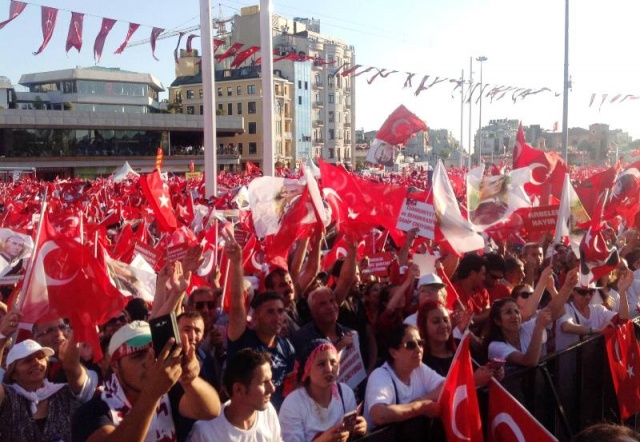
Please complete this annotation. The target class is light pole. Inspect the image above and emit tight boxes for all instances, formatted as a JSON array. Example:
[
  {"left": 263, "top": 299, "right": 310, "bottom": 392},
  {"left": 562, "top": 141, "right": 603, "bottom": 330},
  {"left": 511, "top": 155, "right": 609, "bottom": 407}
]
[
  {"left": 476, "top": 56, "right": 487, "bottom": 167},
  {"left": 561, "top": 0, "right": 569, "bottom": 163}
]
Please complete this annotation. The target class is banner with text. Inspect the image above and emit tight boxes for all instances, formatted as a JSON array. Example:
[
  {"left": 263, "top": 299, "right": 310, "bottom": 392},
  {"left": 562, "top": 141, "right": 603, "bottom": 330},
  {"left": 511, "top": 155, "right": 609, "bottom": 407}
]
[{"left": 396, "top": 198, "right": 436, "bottom": 239}]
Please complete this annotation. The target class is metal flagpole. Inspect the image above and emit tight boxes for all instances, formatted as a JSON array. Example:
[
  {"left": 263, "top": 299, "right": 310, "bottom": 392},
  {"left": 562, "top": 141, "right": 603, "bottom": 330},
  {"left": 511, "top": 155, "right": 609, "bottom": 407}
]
[
  {"left": 260, "top": 0, "right": 275, "bottom": 176},
  {"left": 201, "top": 0, "right": 217, "bottom": 198}
]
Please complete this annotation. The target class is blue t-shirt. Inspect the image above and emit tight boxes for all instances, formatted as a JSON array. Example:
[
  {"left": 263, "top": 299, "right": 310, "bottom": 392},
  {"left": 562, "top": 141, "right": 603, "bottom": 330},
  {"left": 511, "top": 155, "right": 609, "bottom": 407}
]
[{"left": 227, "top": 327, "right": 295, "bottom": 411}]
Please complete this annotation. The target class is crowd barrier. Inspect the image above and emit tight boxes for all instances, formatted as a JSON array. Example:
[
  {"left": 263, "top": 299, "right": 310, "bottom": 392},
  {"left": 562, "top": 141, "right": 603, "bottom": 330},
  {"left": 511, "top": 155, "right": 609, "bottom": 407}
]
[{"left": 360, "top": 321, "right": 640, "bottom": 441}]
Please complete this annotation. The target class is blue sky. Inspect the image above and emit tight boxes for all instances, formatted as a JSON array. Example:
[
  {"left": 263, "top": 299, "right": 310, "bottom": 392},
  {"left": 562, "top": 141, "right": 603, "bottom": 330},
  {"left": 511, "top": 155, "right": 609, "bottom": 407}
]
[{"left": 2, "top": 0, "right": 640, "bottom": 148}]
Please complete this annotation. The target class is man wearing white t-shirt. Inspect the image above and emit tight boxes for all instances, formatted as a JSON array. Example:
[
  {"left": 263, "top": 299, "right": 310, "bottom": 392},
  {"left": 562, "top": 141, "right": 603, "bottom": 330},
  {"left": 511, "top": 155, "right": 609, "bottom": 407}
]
[{"left": 188, "top": 349, "right": 281, "bottom": 442}]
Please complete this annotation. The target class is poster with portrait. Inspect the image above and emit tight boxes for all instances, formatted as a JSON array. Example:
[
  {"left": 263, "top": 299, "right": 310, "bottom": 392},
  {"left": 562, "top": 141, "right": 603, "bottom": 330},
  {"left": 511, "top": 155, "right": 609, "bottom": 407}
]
[
  {"left": 0, "top": 228, "right": 34, "bottom": 284},
  {"left": 366, "top": 139, "right": 398, "bottom": 167}
]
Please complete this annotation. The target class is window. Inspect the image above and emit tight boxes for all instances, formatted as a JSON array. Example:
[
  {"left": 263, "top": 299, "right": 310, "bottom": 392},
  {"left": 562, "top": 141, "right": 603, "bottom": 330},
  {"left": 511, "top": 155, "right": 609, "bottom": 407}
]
[
  {"left": 237, "top": 86, "right": 242, "bottom": 95},
  {"left": 248, "top": 122, "right": 257, "bottom": 134},
  {"left": 217, "top": 103, "right": 224, "bottom": 113},
  {"left": 298, "top": 96, "right": 302, "bottom": 105},
  {"left": 186, "top": 90, "right": 194, "bottom": 100},
  {"left": 329, "top": 148, "right": 335, "bottom": 159},
  {"left": 217, "top": 87, "right": 222, "bottom": 97},
  {"left": 328, "top": 94, "right": 334, "bottom": 104},
  {"left": 237, "top": 102, "right": 243, "bottom": 114},
  {"left": 227, "top": 87, "right": 232, "bottom": 96},
  {"left": 199, "top": 105, "right": 203, "bottom": 115},
  {"left": 276, "top": 121, "right": 282, "bottom": 135},
  {"left": 298, "top": 80, "right": 302, "bottom": 89},
  {"left": 248, "top": 101, "right": 256, "bottom": 114},
  {"left": 199, "top": 89, "right": 203, "bottom": 99},
  {"left": 249, "top": 142, "right": 257, "bottom": 154},
  {"left": 247, "top": 85, "right": 256, "bottom": 95},
  {"left": 337, "top": 112, "right": 341, "bottom": 123},
  {"left": 328, "top": 111, "right": 334, "bottom": 123},
  {"left": 186, "top": 106, "right": 195, "bottom": 114},
  {"left": 227, "top": 103, "right": 233, "bottom": 115},
  {"left": 304, "top": 81, "right": 308, "bottom": 90},
  {"left": 238, "top": 143, "right": 243, "bottom": 154},
  {"left": 329, "top": 129, "right": 335, "bottom": 140}
]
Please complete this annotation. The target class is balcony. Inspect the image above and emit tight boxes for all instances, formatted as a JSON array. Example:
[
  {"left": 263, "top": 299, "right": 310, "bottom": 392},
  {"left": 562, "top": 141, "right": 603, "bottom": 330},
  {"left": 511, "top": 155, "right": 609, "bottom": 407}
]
[
  {"left": 344, "top": 122, "right": 351, "bottom": 127},
  {"left": 345, "top": 102, "right": 352, "bottom": 109},
  {"left": 345, "top": 86, "right": 352, "bottom": 93},
  {"left": 312, "top": 100, "right": 324, "bottom": 108},
  {"left": 313, "top": 120, "right": 324, "bottom": 127},
  {"left": 313, "top": 137, "right": 324, "bottom": 144},
  {"left": 314, "top": 81, "right": 324, "bottom": 88}
]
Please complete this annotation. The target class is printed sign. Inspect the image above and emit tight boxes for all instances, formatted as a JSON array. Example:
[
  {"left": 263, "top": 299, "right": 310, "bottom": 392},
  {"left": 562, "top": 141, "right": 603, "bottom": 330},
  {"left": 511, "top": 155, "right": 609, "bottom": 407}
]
[
  {"left": 338, "top": 333, "right": 367, "bottom": 389},
  {"left": 396, "top": 198, "right": 436, "bottom": 239},
  {"left": 367, "top": 252, "right": 394, "bottom": 277},
  {"left": 519, "top": 205, "right": 559, "bottom": 233}
]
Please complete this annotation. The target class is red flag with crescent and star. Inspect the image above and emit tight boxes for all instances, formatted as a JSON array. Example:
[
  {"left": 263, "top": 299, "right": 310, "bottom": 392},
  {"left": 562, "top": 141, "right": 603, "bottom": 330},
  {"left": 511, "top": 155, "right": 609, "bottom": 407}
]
[
  {"left": 604, "top": 320, "right": 640, "bottom": 420},
  {"left": 93, "top": 17, "right": 116, "bottom": 62},
  {"left": 33, "top": 6, "right": 58, "bottom": 55},
  {"left": 140, "top": 170, "right": 178, "bottom": 233},
  {"left": 488, "top": 378, "right": 557, "bottom": 442},
  {"left": 438, "top": 332, "right": 484, "bottom": 442},
  {"left": 19, "top": 212, "right": 128, "bottom": 362},
  {"left": 65, "top": 12, "right": 84, "bottom": 53},
  {"left": 0, "top": 1, "right": 27, "bottom": 31}
]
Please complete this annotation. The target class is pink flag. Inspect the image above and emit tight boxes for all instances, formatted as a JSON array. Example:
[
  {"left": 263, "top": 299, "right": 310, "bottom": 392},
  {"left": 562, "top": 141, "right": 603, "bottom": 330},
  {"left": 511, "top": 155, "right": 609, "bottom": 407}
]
[
  {"left": 212, "top": 37, "right": 224, "bottom": 52},
  {"left": 114, "top": 22, "right": 140, "bottom": 54},
  {"left": 0, "top": 1, "right": 27, "bottom": 31},
  {"left": 173, "top": 31, "right": 185, "bottom": 64},
  {"left": 216, "top": 42, "right": 244, "bottom": 62},
  {"left": 65, "top": 12, "right": 83, "bottom": 53},
  {"left": 33, "top": 6, "right": 58, "bottom": 55},
  {"left": 150, "top": 27, "right": 164, "bottom": 61},
  {"left": 94, "top": 18, "right": 116, "bottom": 62},
  {"left": 231, "top": 45, "right": 260, "bottom": 68},
  {"left": 187, "top": 34, "right": 201, "bottom": 53}
]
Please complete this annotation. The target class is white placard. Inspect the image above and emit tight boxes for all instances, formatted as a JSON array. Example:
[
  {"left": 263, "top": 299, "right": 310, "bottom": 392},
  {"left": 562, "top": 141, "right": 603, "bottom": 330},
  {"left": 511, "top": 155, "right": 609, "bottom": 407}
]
[{"left": 396, "top": 198, "right": 436, "bottom": 239}]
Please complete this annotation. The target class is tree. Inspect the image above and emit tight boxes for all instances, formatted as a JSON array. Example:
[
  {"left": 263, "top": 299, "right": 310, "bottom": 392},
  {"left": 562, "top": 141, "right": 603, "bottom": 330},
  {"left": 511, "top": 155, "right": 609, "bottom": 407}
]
[
  {"left": 63, "top": 102, "right": 74, "bottom": 110},
  {"left": 33, "top": 96, "right": 44, "bottom": 110}
]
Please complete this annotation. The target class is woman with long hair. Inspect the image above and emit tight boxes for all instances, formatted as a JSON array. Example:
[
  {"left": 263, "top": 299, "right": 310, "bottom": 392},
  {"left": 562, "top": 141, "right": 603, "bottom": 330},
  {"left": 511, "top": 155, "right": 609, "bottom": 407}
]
[
  {"left": 279, "top": 339, "right": 366, "bottom": 442},
  {"left": 417, "top": 301, "right": 502, "bottom": 385}
]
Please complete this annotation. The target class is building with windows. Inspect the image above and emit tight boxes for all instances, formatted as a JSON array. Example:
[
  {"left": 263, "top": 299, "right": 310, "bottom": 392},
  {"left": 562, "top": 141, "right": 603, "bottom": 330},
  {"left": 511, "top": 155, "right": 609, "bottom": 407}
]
[
  {"left": 231, "top": 5, "right": 356, "bottom": 165},
  {"left": 0, "top": 66, "right": 244, "bottom": 179},
  {"left": 168, "top": 57, "right": 293, "bottom": 170}
]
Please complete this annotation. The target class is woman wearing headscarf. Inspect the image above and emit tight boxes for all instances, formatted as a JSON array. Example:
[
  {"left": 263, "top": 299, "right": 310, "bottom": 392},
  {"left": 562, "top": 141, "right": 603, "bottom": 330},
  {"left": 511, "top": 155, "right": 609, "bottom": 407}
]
[{"left": 279, "top": 339, "right": 366, "bottom": 442}]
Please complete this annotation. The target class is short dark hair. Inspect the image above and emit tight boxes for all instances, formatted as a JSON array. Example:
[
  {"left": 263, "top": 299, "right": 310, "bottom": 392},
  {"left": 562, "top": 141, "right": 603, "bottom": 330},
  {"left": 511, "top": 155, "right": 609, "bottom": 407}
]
[
  {"left": 572, "top": 423, "right": 640, "bottom": 442},
  {"left": 250, "top": 291, "right": 284, "bottom": 310},
  {"left": 484, "top": 253, "right": 506, "bottom": 273},
  {"left": 456, "top": 253, "right": 486, "bottom": 279},
  {"left": 504, "top": 257, "right": 523, "bottom": 273},
  {"left": 264, "top": 267, "right": 288, "bottom": 290},
  {"left": 223, "top": 349, "right": 271, "bottom": 397},
  {"left": 384, "top": 324, "right": 418, "bottom": 364},
  {"left": 177, "top": 311, "right": 204, "bottom": 323},
  {"left": 125, "top": 298, "right": 149, "bottom": 321},
  {"left": 624, "top": 248, "right": 640, "bottom": 271},
  {"left": 188, "top": 287, "right": 219, "bottom": 305}
]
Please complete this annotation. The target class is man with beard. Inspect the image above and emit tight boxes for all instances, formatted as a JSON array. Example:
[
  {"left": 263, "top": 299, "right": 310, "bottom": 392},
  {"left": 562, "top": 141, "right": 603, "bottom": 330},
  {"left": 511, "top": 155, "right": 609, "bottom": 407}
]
[
  {"left": 177, "top": 311, "right": 221, "bottom": 391},
  {"left": 187, "top": 349, "right": 281, "bottom": 441}
]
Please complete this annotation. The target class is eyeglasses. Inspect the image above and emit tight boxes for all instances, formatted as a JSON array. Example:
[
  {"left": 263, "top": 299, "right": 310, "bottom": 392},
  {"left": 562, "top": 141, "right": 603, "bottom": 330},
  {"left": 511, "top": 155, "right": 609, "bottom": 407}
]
[
  {"left": 518, "top": 291, "right": 532, "bottom": 299},
  {"left": 400, "top": 339, "right": 425, "bottom": 350},
  {"left": 488, "top": 273, "right": 504, "bottom": 280},
  {"left": 576, "top": 289, "right": 596, "bottom": 296},
  {"left": 195, "top": 301, "right": 216, "bottom": 310},
  {"left": 34, "top": 324, "right": 68, "bottom": 338}
]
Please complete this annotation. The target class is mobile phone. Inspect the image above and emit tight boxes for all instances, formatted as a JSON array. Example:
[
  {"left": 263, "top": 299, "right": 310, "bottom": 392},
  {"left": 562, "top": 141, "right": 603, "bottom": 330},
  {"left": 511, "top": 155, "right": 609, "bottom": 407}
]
[
  {"left": 342, "top": 410, "right": 358, "bottom": 432},
  {"left": 487, "top": 358, "right": 506, "bottom": 369},
  {"left": 149, "top": 312, "right": 182, "bottom": 357}
]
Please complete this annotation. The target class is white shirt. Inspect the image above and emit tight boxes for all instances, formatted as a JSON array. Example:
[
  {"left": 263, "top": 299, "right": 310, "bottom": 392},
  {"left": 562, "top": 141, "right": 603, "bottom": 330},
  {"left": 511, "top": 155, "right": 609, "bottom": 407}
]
[
  {"left": 625, "top": 269, "right": 640, "bottom": 317},
  {"left": 279, "top": 383, "right": 357, "bottom": 442},
  {"left": 187, "top": 402, "right": 282, "bottom": 442},
  {"left": 589, "top": 289, "right": 620, "bottom": 312},
  {"left": 364, "top": 362, "right": 444, "bottom": 429},
  {"left": 555, "top": 302, "right": 618, "bottom": 351},
  {"left": 488, "top": 316, "right": 547, "bottom": 362}
]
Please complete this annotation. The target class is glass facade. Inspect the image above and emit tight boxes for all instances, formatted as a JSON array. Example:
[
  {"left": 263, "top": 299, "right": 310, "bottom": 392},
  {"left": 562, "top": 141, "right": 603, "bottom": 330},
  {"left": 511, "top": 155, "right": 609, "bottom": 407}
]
[
  {"left": 74, "top": 104, "right": 150, "bottom": 113},
  {"left": 0, "top": 128, "right": 162, "bottom": 157},
  {"left": 29, "top": 80, "right": 157, "bottom": 100},
  {"left": 294, "top": 61, "right": 312, "bottom": 161}
]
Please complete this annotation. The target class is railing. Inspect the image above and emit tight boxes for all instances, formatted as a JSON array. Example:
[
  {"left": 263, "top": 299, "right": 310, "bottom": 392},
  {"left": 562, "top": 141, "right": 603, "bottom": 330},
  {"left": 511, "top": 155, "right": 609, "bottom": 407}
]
[{"left": 359, "top": 321, "right": 640, "bottom": 441}]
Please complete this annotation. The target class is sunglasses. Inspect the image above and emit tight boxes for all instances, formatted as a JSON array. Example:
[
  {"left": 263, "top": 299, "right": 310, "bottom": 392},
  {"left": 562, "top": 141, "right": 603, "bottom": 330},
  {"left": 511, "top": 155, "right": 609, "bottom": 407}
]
[
  {"left": 518, "top": 291, "right": 532, "bottom": 299},
  {"left": 576, "top": 289, "right": 595, "bottom": 296},
  {"left": 195, "top": 301, "right": 216, "bottom": 310},
  {"left": 401, "top": 339, "right": 425, "bottom": 350}
]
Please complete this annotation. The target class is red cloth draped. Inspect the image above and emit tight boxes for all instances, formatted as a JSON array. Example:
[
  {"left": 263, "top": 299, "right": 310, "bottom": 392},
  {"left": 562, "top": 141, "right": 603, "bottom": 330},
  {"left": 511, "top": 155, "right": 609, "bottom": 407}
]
[
  {"left": 65, "top": 12, "right": 84, "bottom": 53},
  {"left": 114, "top": 22, "right": 140, "bottom": 54},
  {"left": 94, "top": 18, "right": 116, "bottom": 62}
]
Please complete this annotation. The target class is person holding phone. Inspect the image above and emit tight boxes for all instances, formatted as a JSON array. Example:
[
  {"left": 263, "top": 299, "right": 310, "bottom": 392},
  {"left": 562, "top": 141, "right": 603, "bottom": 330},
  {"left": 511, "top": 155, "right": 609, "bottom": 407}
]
[
  {"left": 279, "top": 339, "right": 366, "bottom": 442},
  {"left": 72, "top": 321, "right": 221, "bottom": 442}
]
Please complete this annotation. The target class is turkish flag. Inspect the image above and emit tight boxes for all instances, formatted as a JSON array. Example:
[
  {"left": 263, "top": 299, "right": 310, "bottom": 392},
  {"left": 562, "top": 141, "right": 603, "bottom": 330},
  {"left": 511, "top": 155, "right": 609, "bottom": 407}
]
[
  {"left": 488, "top": 378, "right": 557, "bottom": 442},
  {"left": 212, "top": 37, "right": 224, "bottom": 52},
  {"left": 94, "top": 17, "right": 117, "bottom": 63},
  {"left": 140, "top": 170, "right": 178, "bottom": 233},
  {"left": 33, "top": 6, "right": 58, "bottom": 55},
  {"left": 0, "top": 1, "right": 27, "bottom": 31},
  {"left": 20, "top": 212, "right": 128, "bottom": 362},
  {"left": 604, "top": 321, "right": 640, "bottom": 420},
  {"left": 245, "top": 161, "right": 262, "bottom": 176},
  {"left": 438, "top": 332, "right": 484, "bottom": 442},
  {"left": 65, "top": 12, "right": 83, "bottom": 53},
  {"left": 150, "top": 27, "right": 164, "bottom": 61},
  {"left": 575, "top": 163, "right": 620, "bottom": 219},
  {"left": 322, "top": 234, "right": 351, "bottom": 272},
  {"left": 375, "top": 105, "right": 427, "bottom": 146},
  {"left": 231, "top": 46, "right": 260, "bottom": 68},
  {"left": 579, "top": 192, "right": 619, "bottom": 285},
  {"left": 114, "top": 23, "right": 140, "bottom": 55},
  {"left": 216, "top": 42, "right": 244, "bottom": 62}
]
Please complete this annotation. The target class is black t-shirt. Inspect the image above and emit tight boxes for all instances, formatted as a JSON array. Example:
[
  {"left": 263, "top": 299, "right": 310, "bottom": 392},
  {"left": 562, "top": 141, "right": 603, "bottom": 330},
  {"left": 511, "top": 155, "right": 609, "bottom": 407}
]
[{"left": 71, "top": 384, "right": 193, "bottom": 442}]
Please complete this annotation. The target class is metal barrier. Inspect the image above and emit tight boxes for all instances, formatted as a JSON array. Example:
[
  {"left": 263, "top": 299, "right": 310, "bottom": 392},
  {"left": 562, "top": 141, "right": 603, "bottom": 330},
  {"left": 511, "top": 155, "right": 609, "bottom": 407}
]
[{"left": 359, "top": 323, "right": 640, "bottom": 441}]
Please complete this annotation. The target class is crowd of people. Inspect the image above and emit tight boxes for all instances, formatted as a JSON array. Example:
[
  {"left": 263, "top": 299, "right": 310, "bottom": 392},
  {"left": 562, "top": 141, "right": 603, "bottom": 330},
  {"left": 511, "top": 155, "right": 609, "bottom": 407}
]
[{"left": 0, "top": 160, "right": 638, "bottom": 441}]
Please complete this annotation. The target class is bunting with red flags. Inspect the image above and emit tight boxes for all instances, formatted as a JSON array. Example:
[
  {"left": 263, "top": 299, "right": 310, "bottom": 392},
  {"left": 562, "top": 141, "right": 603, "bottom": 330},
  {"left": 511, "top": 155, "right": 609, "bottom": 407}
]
[
  {"left": 0, "top": 1, "right": 26, "bottom": 31},
  {"left": 33, "top": 6, "right": 58, "bottom": 55},
  {"left": 114, "top": 22, "right": 140, "bottom": 55},
  {"left": 65, "top": 12, "right": 83, "bottom": 53},
  {"left": 93, "top": 17, "right": 116, "bottom": 63}
]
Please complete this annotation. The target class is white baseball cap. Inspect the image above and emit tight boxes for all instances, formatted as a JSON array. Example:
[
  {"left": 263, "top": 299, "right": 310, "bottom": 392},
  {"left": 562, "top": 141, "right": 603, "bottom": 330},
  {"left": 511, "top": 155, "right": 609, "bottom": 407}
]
[
  {"left": 417, "top": 274, "right": 445, "bottom": 288},
  {"left": 6, "top": 339, "right": 54, "bottom": 367},
  {"left": 108, "top": 320, "right": 152, "bottom": 360}
]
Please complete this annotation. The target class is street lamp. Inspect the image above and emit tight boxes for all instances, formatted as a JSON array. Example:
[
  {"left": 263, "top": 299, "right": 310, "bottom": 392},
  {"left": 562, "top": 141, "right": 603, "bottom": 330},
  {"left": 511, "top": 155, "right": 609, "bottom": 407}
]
[{"left": 476, "top": 56, "right": 487, "bottom": 167}]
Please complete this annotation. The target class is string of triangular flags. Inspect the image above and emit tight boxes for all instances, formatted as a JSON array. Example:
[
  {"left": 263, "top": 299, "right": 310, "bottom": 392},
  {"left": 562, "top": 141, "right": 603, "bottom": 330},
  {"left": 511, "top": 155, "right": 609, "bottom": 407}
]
[{"left": 2, "top": 1, "right": 639, "bottom": 108}]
